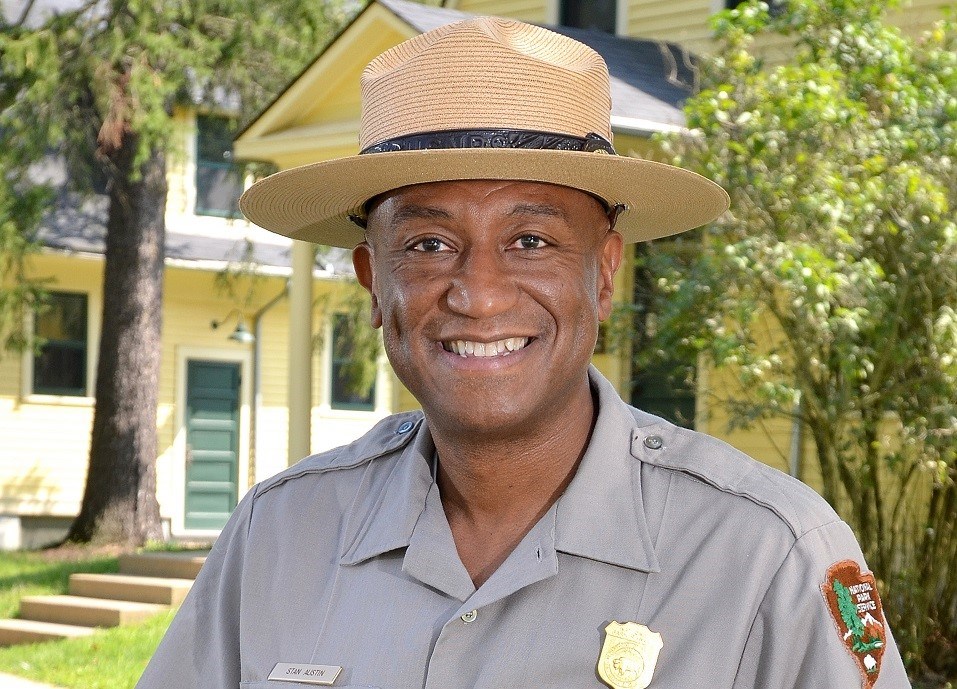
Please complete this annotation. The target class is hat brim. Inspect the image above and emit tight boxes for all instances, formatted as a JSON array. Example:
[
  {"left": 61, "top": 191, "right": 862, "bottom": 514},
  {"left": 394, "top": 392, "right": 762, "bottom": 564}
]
[{"left": 239, "top": 148, "right": 730, "bottom": 249}]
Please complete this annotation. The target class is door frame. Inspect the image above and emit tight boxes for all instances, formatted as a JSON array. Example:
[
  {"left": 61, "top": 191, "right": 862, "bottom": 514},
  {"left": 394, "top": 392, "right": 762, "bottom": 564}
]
[{"left": 171, "top": 346, "right": 252, "bottom": 539}]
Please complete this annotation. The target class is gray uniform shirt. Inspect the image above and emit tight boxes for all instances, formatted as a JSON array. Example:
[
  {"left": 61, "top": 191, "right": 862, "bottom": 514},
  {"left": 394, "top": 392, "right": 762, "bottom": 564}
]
[{"left": 137, "top": 368, "right": 910, "bottom": 689}]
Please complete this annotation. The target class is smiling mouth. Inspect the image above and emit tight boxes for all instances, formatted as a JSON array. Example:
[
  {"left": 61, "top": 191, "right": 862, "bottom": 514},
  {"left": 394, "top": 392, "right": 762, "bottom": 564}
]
[{"left": 441, "top": 337, "right": 531, "bottom": 358}]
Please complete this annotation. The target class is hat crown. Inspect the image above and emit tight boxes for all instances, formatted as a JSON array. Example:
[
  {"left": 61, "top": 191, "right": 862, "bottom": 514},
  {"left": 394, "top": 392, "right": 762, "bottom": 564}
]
[{"left": 359, "top": 17, "right": 613, "bottom": 151}]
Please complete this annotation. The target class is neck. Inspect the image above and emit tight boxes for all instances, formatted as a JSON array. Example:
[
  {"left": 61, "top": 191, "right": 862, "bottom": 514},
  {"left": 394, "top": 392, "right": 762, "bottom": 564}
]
[{"left": 427, "top": 377, "right": 597, "bottom": 586}]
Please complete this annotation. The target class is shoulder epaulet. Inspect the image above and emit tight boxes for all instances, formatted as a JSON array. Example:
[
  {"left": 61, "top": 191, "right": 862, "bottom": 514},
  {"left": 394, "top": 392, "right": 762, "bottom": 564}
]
[
  {"left": 628, "top": 406, "right": 840, "bottom": 539},
  {"left": 253, "top": 410, "right": 425, "bottom": 498}
]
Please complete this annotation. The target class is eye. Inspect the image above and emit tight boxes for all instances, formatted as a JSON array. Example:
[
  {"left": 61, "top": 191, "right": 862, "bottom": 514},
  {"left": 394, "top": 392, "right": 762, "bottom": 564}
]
[
  {"left": 410, "top": 237, "right": 450, "bottom": 252},
  {"left": 514, "top": 235, "right": 548, "bottom": 250}
]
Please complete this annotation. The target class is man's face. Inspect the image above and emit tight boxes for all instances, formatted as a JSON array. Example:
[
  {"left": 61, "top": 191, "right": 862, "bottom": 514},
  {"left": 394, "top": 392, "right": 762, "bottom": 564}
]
[{"left": 353, "top": 180, "right": 623, "bottom": 439}]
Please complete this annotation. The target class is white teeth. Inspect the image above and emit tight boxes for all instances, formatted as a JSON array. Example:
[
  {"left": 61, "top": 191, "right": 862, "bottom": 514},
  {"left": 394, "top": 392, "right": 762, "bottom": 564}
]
[{"left": 444, "top": 337, "right": 529, "bottom": 358}]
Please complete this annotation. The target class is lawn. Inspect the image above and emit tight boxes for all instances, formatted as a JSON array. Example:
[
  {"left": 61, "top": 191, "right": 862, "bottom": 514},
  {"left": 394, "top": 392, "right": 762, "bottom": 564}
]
[
  {"left": 0, "top": 609, "right": 175, "bottom": 689},
  {"left": 0, "top": 550, "right": 118, "bottom": 619},
  {"left": 0, "top": 549, "right": 174, "bottom": 689}
]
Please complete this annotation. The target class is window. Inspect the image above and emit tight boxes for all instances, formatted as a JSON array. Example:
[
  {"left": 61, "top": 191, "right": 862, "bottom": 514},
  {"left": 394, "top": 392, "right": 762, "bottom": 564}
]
[
  {"left": 629, "top": 240, "right": 697, "bottom": 428},
  {"left": 195, "top": 115, "right": 243, "bottom": 218},
  {"left": 631, "top": 359, "right": 697, "bottom": 429},
  {"left": 33, "top": 292, "right": 88, "bottom": 396},
  {"left": 330, "top": 314, "right": 376, "bottom": 411},
  {"left": 560, "top": 0, "right": 617, "bottom": 33}
]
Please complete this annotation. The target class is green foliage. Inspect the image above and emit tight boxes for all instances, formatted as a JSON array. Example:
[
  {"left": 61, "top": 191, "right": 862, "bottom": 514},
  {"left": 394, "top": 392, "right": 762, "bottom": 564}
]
[
  {"left": 0, "top": 0, "right": 355, "bottom": 178},
  {"left": 328, "top": 288, "right": 381, "bottom": 399},
  {"left": 653, "top": 0, "right": 957, "bottom": 679},
  {"left": 0, "top": 0, "right": 354, "bottom": 361},
  {"left": 0, "top": 174, "right": 48, "bottom": 355}
]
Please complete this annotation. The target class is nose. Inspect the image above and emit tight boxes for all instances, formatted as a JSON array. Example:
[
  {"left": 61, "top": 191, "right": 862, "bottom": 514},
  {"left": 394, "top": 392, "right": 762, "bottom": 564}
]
[{"left": 444, "top": 249, "right": 519, "bottom": 319}]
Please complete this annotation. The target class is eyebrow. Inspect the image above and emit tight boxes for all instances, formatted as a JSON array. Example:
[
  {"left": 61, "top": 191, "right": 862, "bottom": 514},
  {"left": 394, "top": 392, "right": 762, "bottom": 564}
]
[
  {"left": 390, "top": 204, "right": 454, "bottom": 225},
  {"left": 506, "top": 203, "right": 567, "bottom": 221}
]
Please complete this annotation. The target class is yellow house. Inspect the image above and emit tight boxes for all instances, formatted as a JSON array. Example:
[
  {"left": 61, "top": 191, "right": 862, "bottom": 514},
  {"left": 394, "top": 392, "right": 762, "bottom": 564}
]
[
  {"left": 235, "top": 0, "right": 950, "bottom": 482},
  {"left": 1, "top": 0, "right": 946, "bottom": 548},
  {"left": 0, "top": 107, "right": 404, "bottom": 548}
]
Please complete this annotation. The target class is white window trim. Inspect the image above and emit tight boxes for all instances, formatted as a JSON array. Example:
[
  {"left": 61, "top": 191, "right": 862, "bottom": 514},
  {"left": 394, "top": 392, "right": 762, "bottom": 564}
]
[
  {"left": 317, "top": 314, "right": 389, "bottom": 419},
  {"left": 20, "top": 289, "right": 101, "bottom": 405},
  {"left": 545, "top": 0, "right": 559, "bottom": 25},
  {"left": 616, "top": 0, "right": 627, "bottom": 36}
]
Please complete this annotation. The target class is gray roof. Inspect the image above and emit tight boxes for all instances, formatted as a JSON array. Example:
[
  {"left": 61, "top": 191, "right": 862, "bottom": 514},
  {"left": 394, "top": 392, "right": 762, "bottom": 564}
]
[
  {"left": 378, "top": 0, "right": 694, "bottom": 128},
  {"left": 37, "top": 193, "right": 290, "bottom": 268},
  {"left": 35, "top": 193, "right": 354, "bottom": 274},
  {"left": 31, "top": 158, "right": 354, "bottom": 274}
]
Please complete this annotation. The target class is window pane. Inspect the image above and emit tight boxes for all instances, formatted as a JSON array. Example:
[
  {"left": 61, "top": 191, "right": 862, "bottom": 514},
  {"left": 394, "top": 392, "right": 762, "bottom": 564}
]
[
  {"left": 36, "top": 293, "right": 86, "bottom": 340},
  {"left": 34, "top": 292, "right": 88, "bottom": 396},
  {"left": 330, "top": 315, "right": 376, "bottom": 410},
  {"left": 196, "top": 116, "right": 234, "bottom": 161},
  {"left": 195, "top": 115, "right": 243, "bottom": 218},
  {"left": 196, "top": 163, "right": 243, "bottom": 217},
  {"left": 631, "top": 359, "right": 696, "bottom": 429},
  {"left": 561, "top": 0, "right": 617, "bottom": 33}
]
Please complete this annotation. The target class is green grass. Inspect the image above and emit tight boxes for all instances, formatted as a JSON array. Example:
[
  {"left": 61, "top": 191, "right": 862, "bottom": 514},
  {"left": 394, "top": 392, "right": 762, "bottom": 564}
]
[
  {"left": 0, "top": 609, "right": 176, "bottom": 689},
  {"left": 0, "top": 549, "right": 176, "bottom": 688},
  {"left": 0, "top": 551, "right": 118, "bottom": 619}
]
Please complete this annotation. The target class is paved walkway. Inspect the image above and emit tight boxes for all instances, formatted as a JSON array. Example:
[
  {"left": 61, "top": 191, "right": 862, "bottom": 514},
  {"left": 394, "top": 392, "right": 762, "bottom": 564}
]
[{"left": 0, "top": 673, "right": 65, "bottom": 688}]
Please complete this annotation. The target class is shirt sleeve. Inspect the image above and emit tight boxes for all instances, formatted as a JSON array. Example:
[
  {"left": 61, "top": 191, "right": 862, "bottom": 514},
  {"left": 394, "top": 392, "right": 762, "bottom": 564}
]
[
  {"left": 732, "top": 519, "right": 911, "bottom": 689},
  {"left": 135, "top": 488, "right": 256, "bottom": 689}
]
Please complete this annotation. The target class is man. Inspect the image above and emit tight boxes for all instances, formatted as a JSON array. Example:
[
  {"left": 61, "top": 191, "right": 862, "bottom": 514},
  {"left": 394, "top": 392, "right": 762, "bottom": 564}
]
[{"left": 137, "top": 17, "right": 910, "bottom": 689}]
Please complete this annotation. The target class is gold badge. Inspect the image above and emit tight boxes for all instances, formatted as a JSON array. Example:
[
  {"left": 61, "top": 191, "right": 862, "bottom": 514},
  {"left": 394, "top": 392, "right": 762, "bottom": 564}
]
[{"left": 597, "top": 621, "right": 663, "bottom": 689}]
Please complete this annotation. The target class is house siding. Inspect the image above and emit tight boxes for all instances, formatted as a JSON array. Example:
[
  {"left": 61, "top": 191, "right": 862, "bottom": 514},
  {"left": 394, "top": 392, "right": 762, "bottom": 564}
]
[
  {"left": 0, "top": 247, "right": 387, "bottom": 544},
  {"left": 624, "top": 0, "right": 949, "bottom": 55},
  {"left": 0, "top": 254, "right": 102, "bottom": 518},
  {"left": 455, "top": 0, "right": 553, "bottom": 22}
]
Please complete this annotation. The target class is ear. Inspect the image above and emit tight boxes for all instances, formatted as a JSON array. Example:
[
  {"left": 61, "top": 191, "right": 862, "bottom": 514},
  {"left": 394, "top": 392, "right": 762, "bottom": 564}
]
[
  {"left": 352, "top": 242, "right": 383, "bottom": 329},
  {"left": 597, "top": 230, "right": 623, "bottom": 322}
]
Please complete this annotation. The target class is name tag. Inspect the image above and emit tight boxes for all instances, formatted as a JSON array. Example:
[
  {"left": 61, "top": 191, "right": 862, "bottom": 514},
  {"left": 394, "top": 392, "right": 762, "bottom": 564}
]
[{"left": 268, "top": 663, "right": 342, "bottom": 685}]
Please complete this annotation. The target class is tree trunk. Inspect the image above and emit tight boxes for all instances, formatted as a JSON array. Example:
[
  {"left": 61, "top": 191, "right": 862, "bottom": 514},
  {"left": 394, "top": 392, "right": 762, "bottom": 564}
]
[{"left": 66, "top": 136, "right": 166, "bottom": 545}]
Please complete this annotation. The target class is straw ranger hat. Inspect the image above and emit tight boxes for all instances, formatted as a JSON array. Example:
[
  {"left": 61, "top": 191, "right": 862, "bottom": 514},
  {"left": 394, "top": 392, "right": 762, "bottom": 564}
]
[{"left": 239, "top": 17, "right": 730, "bottom": 248}]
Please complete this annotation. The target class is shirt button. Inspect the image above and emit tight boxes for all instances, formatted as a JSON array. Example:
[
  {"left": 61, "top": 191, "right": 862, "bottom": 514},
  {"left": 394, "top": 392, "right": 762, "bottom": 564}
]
[
  {"left": 397, "top": 421, "right": 415, "bottom": 434},
  {"left": 460, "top": 609, "right": 477, "bottom": 623},
  {"left": 643, "top": 435, "right": 664, "bottom": 450}
]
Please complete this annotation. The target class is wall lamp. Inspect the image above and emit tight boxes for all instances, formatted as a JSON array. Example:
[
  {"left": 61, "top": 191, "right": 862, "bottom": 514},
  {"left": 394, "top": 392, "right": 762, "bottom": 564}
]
[{"left": 211, "top": 309, "right": 255, "bottom": 344}]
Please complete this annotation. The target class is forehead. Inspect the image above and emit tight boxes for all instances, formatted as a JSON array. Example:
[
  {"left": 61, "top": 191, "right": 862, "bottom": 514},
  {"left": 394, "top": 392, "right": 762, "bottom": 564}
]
[{"left": 367, "top": 179, "right": 606, "bottom": 224}]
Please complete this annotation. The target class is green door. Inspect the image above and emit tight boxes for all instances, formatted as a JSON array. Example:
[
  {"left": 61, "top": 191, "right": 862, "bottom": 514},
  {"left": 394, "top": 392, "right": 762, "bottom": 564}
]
[{"left": 185, "top": 360, "right": 241, "bottom": 529}]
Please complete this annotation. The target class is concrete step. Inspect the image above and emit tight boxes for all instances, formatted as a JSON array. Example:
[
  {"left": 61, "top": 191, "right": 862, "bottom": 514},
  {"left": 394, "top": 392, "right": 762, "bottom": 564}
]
[
  {"left": 19, "top": 595, "right": 167, "bottom": 628},
  {"left": 0, "top": 618, "right": 96, "bottom": 646},
  {"left": 69, "top": 573, "right": 194, "bottom": 606},
  {"left": 118, "top": 551, "right": 208, "bottom": 580}
]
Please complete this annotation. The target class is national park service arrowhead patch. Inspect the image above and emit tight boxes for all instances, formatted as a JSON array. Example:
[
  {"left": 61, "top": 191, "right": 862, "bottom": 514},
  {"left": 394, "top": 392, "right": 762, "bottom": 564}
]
[{"left": 821, "top": 560, "right": 886, "bottom": 688}]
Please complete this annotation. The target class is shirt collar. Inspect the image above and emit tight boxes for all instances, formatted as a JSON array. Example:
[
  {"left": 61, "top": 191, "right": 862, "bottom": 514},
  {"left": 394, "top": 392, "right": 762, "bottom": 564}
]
[
  {"left": 339, "top": 420, "right": 435, "bottom": 566},
  {"left": 553, "top": 367, "right": 661, "bottom": 573},
  {"left": 340, "top": 367, "right": 660, "bottom": 574}
]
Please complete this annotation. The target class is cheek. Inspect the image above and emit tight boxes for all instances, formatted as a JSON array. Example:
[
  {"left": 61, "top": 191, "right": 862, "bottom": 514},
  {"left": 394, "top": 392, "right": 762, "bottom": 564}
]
[
  {"left": 523, "top": 265, "right": 601, "bottom": 333},
  {"left": 375, "top": 270, "right": 435, "bottom": 345}
]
